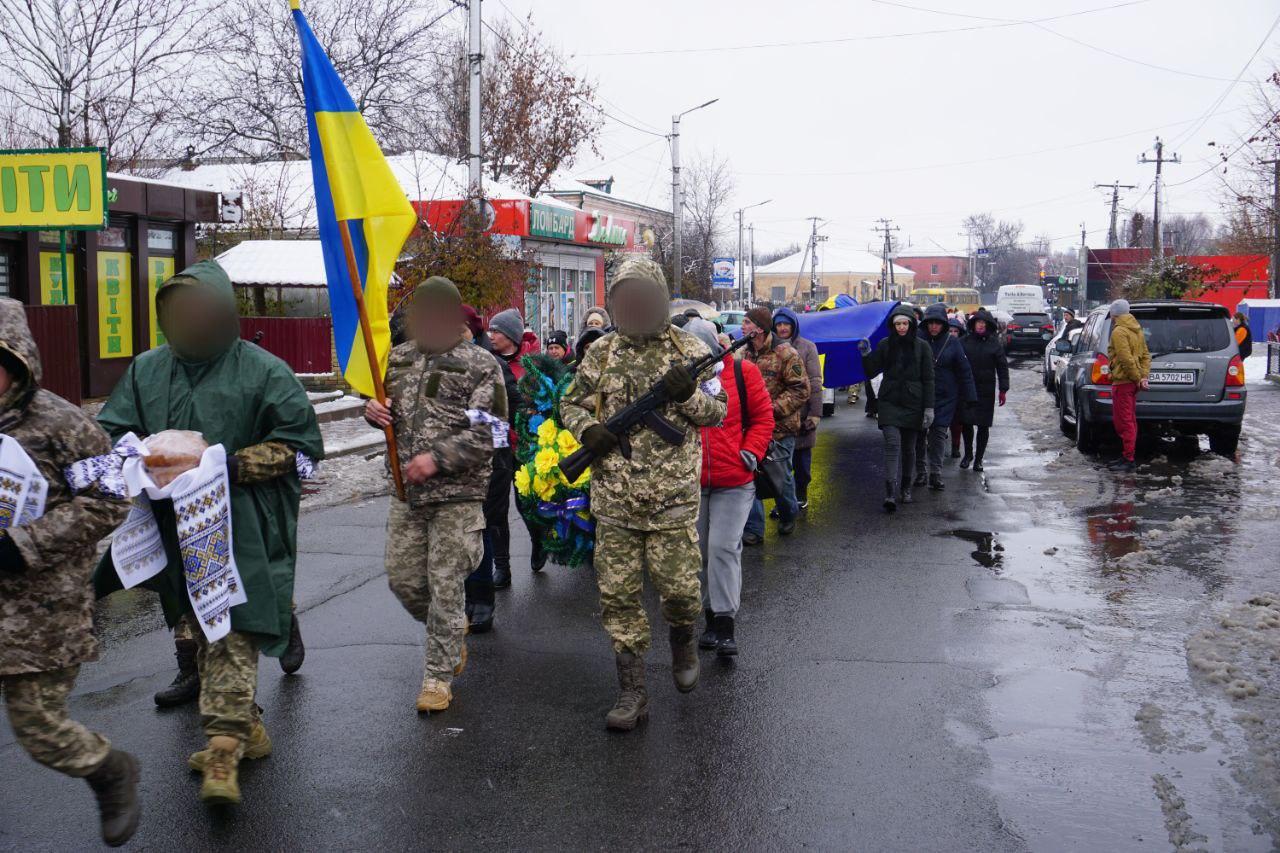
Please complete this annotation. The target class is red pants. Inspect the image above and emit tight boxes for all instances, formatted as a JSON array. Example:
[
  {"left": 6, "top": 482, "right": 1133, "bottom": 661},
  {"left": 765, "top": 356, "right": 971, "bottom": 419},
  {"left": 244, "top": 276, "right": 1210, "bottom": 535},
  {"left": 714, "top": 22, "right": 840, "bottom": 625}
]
[{"left": 1111, "top": 382, "right": 1138, "bottom": 461}]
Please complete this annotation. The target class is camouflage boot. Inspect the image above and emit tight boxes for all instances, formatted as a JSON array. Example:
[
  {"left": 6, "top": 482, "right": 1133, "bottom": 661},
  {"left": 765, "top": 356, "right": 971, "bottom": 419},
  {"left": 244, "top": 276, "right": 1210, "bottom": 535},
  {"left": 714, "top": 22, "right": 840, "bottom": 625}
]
[
  {"left": 605, "top": 653, "right": 648, "bottom": 731},
  {"left": 199, "top": 736, "right": 242, "bottom": 805},
  {"left": 84, "top": 749, "right": 141, "bottom": 847},
  {"left": 669, "top": 625, "right": 700, "bottom": 693}
]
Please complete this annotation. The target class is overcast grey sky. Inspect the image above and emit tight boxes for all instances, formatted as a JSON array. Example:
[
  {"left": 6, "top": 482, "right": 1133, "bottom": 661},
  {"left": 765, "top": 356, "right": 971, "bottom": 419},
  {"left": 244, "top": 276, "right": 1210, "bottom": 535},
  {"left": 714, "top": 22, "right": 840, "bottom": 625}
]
[{"left": 495, "top": 0, "right": 1278, "bottom": 258}]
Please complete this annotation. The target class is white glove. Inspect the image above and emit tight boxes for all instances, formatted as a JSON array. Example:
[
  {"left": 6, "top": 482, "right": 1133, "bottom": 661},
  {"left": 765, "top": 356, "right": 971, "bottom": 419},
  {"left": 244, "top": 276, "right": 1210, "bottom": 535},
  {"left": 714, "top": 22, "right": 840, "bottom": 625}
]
[
  {"left": 857, "top": 338, "right": 872, "bottom": 356},
  {"left": 922, "top": 408, "right": 934, "bottom": 430},
  {"left": 740, "top": 450, "right": 758, "bottom": 472}
]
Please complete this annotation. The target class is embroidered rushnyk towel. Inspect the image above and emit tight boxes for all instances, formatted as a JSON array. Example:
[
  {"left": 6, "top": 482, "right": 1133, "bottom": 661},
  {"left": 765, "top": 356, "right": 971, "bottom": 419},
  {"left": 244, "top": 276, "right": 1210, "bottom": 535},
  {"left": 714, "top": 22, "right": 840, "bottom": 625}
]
[
  {"left": 111, "top": 433, "right": 246, "bottom": 643},
  {"left": 0, "top": 434, "right": 47, "bottom": 528}
]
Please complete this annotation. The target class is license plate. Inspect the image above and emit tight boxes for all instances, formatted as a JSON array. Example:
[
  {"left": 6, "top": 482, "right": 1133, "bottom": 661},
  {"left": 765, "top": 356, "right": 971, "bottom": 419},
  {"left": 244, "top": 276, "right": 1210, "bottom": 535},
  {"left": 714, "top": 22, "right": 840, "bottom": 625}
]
[{"left": 1149, "top": 371, "right": 1194, "bottom": 384}]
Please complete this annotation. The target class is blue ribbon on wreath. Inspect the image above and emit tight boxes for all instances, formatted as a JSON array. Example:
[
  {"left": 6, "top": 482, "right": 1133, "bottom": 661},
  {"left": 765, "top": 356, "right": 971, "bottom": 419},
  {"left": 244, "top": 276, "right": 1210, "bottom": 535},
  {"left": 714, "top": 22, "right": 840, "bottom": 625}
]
[{"left": 535, "top": 496, "right": 594, "bottom": 541}]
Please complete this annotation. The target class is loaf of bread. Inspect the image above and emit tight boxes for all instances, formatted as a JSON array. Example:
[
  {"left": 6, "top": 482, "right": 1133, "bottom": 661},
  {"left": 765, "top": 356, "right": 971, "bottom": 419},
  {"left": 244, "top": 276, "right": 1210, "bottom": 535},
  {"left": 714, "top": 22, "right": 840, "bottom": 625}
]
[{"left": 143, "top": 430, "right": 209, "bottom": 487}]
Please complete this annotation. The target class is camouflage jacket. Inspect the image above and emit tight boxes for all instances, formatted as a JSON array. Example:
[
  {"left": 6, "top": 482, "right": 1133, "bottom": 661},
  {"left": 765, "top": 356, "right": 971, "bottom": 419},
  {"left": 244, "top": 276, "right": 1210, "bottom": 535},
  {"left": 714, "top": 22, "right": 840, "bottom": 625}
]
[
  {"left": 560, "top": 327, "right": 726, "bottom": 531},
  {"left": 744, "top": 335, "right": 810, "bottom": 439},
  {"left": 385, "top": 339, "right": 506, "bottom": 508},
  {"left": 0, "top": 299, "right": 129, "bottom": 676}
]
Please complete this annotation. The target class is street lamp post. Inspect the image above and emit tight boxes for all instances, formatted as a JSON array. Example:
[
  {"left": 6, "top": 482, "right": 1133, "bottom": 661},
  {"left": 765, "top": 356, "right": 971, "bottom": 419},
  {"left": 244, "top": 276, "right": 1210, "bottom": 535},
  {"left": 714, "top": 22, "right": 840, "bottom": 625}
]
[
  {"left": 671, "top": 98, "right": 718, "bottom": 298},
  {"left": 735, "top": 198, "right": 771, "bottom": 307}
]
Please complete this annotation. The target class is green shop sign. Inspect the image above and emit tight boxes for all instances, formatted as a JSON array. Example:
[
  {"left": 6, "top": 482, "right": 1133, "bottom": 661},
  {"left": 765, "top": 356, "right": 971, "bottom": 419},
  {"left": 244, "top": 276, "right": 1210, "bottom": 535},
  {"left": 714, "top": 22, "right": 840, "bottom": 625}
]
[{"left": 529, "top": 202, "right": 575, "bottom": 240}]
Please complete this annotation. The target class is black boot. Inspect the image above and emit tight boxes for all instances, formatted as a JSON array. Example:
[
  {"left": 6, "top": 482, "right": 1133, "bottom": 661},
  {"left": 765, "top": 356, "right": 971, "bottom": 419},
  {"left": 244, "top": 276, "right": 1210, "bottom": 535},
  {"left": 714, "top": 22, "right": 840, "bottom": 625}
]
[
  {"left": 279, "top": 613, "right": 306, "bottom": 675},
  {"left": 492, "top": 563, "right": 512, "bottom": 589},
  {"left": 714, "top": 614, "right": 737, "bottom": 658},
  {"left": 950, "top": 444, "right": 961, "bottom": 459},
  {"left": 913, "top": 471, "right": 927, "bottom": 487},
  {"left": 698, "top": 609, "right": 719, "bottom": 650},
  {"left": 605, "top": 653, "right": 648, "bottom": 731},
  {"left": 960, "top": 452, "right": 973, "bottom": 469},
  {"left": 85, "top": 749, "right": 141, "bottom": 847},
  {"left": 900, "top": 482, "right": 914, "bottom": 504},
  {"left": 154, "top": 638, "right": 199, "bottom": 708},
  {"left": 669, "top": 625, "right": 700, "bottom": 693},
  {"left": 929, "top": 473, "right": 945, "bottom": 491},
  {"left": 972, "top": 457, "right": 985, "bottom": 472},
  {"left": 883, "top": 480, "right": 897, "bottom": 513},
  {"left": 464, "top": 578, "right": 495, "bottom": 634}
]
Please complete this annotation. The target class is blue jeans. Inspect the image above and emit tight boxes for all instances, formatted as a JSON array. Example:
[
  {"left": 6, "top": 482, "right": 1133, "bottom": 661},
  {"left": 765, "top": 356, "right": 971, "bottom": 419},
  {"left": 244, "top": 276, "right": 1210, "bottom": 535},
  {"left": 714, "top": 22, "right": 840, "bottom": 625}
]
[{"left": 744, "top": 435, "right": 799, "bottom": 536}]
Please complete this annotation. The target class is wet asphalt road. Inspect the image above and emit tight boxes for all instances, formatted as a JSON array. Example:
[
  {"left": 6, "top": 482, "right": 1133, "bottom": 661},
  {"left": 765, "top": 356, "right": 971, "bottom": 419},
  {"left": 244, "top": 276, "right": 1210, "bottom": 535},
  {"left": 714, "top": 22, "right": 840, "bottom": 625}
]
[{"left": 3, "top": 360, "right": 1279, "bottom": 851}]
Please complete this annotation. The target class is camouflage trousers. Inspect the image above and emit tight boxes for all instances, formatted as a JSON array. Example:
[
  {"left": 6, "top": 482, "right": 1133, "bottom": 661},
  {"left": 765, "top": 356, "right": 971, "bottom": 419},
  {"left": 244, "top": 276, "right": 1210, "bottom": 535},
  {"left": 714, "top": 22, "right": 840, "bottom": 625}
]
[
  {"left": 0, "top": 666, "right": 110, "bottom": 777},
  {"left": 595, "top": 523, "right": 703, "bottom": 655},
  {"left": 385, "top": 499, "right": 484, "bottom": 684},
  {"left": 195, "top": 630, "right": 259, "bottom": 746}
]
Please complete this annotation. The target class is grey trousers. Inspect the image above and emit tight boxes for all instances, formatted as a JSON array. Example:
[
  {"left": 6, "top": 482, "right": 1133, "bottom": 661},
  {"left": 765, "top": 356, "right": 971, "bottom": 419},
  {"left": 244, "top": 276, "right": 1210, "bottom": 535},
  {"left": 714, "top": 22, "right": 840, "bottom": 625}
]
[
  {"left": 696, "top": 484, "right": 755, "bottom": 616},
  {"left": 914, "top": 424, "right": 949, "bottom": 477},
  {"left": 881, "top": 425, "right": 920, "bottom": 493}
]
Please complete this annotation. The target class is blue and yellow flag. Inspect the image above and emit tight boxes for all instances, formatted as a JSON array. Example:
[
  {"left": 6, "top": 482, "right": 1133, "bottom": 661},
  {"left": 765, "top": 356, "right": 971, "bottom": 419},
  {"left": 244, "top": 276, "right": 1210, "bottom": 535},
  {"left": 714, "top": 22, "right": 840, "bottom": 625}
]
[{"left": 292, "top": 0, "right": 415, "bottom": 398}]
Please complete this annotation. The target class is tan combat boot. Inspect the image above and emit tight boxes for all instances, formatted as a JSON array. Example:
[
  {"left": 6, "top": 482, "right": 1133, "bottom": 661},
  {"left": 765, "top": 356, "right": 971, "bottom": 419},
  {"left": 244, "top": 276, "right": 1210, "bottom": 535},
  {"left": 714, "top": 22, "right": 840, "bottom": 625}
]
[
  {"left": 199, "top": 736, "right": 242, "bottom": 805},
  {"left": 416, "top": 677, "right": 452, "bottom": 713},
  {"left": 669, "top": 625, "right": 700, "bottom": 693},
  {"left": 189, "top": 722, "right": 271, "bottom": 772},
  {"left": 605, "top": 652, "right": 648, "bottom": 732}
]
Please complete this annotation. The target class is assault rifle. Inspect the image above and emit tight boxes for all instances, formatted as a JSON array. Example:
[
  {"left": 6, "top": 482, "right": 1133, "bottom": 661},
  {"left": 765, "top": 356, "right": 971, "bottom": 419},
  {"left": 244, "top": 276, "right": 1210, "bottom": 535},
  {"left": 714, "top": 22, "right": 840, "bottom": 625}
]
[{"left": 558, "top": 333, "right": 751, "bottom": 484}]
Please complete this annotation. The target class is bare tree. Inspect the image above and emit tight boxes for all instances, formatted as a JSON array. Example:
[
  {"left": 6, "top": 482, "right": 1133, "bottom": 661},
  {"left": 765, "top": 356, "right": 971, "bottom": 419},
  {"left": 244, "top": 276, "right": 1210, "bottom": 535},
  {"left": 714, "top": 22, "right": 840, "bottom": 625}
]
[
  {"left": 962, "top": 212, "right": 1031, "bottom": 289},
  {"left": 1214, "top": 66, "right": 1280, "bottom": 259},
  {"left": 178, "top": 0, "right": 449, "bottom": 160},
  {"left": 1161, "top": 214, "right": 1216, "bottom": 255},
  {"left": 0, "top": 0, "right": 202, "bottom": 170},
  {"left": 425, "top": 16, "right": 603, "bottom": 197},
  {"left": 756, "top": 242, "right": 802, "bottom": 267},
  {"left": 678, "top": 152, "right": 735, "bottom": 301}
]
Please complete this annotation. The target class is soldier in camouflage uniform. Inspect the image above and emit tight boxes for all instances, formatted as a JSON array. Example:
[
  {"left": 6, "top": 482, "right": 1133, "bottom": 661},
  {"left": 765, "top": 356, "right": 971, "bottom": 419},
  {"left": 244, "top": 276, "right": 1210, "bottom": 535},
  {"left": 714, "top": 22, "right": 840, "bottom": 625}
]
[
  {"left": 560, "top": 257, "right": 726, "bottom": 731},
  {"left": 0, "top": 300, "right": 140, "bottom": 846},
  {"left": 365, "top": 277, "right": 505, "bottom": 714}
]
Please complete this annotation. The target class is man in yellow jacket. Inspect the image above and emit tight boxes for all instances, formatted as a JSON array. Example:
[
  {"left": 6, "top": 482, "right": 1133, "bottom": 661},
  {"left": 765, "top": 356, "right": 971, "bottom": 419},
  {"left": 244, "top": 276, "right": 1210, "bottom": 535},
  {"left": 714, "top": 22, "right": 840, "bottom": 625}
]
[{"left": 1106, "top": 299, "right": 1150, "bottom": 471}]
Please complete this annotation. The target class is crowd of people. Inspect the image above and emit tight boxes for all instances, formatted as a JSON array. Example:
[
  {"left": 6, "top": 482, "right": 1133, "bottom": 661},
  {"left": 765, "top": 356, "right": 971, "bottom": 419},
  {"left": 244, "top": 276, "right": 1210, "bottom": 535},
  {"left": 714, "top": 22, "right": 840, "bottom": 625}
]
[{"left": 2, "top": 253, "right": 1036, "bottom": 845}]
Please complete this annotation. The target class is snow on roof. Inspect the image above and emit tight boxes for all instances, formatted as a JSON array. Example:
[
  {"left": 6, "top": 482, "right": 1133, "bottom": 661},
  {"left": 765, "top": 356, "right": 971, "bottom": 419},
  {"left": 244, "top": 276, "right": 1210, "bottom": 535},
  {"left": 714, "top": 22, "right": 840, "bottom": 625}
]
[
  {"left": 545, "top": 174, "right": 671, "bottom": 217},
  {"left": 215, "top": 240, "right": 327, "bottom": 287},
  {"left": 159, "top": 151, "right": 571, "bottom": 230},
  {"left": 755, "top": 247, "right": 915, "bottom": 279}
]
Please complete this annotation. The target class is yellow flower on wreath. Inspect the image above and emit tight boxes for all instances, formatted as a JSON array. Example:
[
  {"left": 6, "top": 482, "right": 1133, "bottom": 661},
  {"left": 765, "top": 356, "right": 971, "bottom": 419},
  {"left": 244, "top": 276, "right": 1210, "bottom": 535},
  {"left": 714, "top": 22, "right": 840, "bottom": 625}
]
[
  {"left": 533, "top": 474, "right": 556, "bottom": 501},
  {"left": 558, "top": 465, "right": 590, "bottom": 488},
  {"left": 514, "top": 467, "right": 532, "bottom": 497},
  {"left": 556, "top": 429, "right": 580, "bottom": 456},
  {"left": 534, "top": 447, "right": 559, "bottom": 476},
  {"left": 537, "top": 419, "right": 559, "bottom": 447}
]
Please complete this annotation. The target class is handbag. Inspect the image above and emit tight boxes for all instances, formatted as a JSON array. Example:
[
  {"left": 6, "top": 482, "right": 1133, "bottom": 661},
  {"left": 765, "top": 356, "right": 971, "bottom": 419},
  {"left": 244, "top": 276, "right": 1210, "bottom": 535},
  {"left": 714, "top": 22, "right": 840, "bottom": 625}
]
[{"left": 734, "top": 358, "right": 789, "bottom": 501}]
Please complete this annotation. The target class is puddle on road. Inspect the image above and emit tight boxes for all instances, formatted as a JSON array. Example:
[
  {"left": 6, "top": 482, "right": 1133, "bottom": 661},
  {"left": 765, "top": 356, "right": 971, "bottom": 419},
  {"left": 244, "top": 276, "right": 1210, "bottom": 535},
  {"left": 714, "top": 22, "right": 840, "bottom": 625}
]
[{"left": 940, "top": 528, "right": 1005, "bottom": 570}]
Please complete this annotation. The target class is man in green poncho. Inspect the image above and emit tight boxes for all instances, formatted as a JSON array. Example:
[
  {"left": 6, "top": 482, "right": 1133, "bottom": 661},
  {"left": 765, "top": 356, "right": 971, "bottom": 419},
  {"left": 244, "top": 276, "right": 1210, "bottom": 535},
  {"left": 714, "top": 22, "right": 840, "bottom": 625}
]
[{"left": 93, "top": 259, "right": 323, "bottom": 806}]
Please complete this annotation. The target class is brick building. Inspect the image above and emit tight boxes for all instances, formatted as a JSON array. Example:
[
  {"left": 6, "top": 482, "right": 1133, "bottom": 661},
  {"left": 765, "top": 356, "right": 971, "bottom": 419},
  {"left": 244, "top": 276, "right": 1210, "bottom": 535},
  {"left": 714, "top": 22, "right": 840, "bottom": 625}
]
[{"left": 892, "top": 254, "right": 972, "bottom": 288}]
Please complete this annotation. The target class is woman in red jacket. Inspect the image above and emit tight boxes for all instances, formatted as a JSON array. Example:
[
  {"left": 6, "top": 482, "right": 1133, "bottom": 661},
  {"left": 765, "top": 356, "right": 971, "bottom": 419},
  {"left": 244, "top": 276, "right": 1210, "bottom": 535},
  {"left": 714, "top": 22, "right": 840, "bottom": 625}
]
[{"left": 686, "top": 319, "right": 774, "bottom": 658}]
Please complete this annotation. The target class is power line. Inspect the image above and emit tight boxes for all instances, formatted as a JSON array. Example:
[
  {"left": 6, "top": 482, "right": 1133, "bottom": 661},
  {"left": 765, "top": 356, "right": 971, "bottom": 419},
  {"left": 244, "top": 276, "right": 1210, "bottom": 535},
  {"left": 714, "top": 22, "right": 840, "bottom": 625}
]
[
  {"left": 871, "top": 0, "right": 1235, "bottom": 82},
  {"left": 576, "top": 0, "right": 1159, "bottom": 59}
]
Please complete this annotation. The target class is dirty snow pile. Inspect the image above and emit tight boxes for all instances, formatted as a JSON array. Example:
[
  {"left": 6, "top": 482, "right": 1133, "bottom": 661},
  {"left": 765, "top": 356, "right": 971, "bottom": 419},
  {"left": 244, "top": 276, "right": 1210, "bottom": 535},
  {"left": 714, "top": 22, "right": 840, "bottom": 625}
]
[{"left": 1186, "top": 594, "right": 1280, "bottom": 832}]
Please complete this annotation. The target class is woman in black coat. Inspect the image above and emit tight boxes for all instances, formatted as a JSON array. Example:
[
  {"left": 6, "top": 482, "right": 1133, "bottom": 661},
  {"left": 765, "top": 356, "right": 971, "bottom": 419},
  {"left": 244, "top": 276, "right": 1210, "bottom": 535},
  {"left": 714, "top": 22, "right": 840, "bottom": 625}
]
[
  {"left": 959, "top": 308, "right": 1009, "bottom": 472},
  {"left": 860, "top": 307, "right": 935, "bottom": 511},
  {"left": 914, "top": 304, "right": 976, "bottom": 489}
]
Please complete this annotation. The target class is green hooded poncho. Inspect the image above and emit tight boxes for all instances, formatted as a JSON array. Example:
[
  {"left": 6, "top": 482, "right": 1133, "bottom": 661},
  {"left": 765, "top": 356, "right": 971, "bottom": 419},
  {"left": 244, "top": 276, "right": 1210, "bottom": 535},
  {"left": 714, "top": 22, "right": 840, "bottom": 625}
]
[{"left": 93, "top": 260, "right": 324, "bottom": 656}]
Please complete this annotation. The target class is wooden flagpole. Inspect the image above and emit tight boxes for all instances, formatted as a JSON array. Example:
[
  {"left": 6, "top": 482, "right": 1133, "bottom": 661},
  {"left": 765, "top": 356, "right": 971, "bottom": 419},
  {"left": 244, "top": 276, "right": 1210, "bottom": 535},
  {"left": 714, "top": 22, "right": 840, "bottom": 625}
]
[{"left": 338, "top": 219, "right": 406, "bottom": 501}]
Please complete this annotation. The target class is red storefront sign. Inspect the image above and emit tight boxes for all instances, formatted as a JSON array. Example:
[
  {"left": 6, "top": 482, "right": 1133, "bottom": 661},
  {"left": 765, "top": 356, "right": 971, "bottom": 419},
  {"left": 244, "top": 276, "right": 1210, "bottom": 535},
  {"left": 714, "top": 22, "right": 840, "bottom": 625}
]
[
  {"left": 417, "top": 199, "right": 530, "bottom": 237},
  {"left": 418, "top": 198, "right": 637, "bottom": 251}
]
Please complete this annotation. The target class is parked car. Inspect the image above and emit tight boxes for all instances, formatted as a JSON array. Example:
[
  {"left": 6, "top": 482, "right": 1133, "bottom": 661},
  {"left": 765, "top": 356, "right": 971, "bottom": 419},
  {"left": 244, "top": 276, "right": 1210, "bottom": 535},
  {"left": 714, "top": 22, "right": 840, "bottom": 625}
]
[
  {"left": 1056, "top": 301, "right": 1246, "bottom": 456},
  {"left": 719, "top": 309, "right": 746, "bottom": 339},
  {"left": 1004, "top": 311, "right": 1055, "bottom": 355},
  {"left": 1043, "top": 325, "right": 1082, "bottom": 392}
]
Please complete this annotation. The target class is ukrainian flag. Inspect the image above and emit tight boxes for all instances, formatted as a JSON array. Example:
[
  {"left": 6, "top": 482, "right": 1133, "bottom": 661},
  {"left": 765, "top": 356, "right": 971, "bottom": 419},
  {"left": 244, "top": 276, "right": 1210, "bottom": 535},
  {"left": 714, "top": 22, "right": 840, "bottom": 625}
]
[{"left": 292, "top": 0, "right": 415, "bottom": 398}]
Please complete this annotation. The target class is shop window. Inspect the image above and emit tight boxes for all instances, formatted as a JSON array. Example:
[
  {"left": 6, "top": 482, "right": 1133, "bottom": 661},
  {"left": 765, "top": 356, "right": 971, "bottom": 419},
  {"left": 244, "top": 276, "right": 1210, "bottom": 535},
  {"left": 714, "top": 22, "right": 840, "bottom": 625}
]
[
  {"left": 98, "top": 226, "right": 129, "bottom": 250},
  {"left": 0, "top": 250, "right": 10, "bottom": 298},
  {"left": 579, "top": 270, "right": 595, "bottom": 309},
  {"left": 558, "top": 269, "right": 577, "bottom": 334},
  {"left": 37, "top": 232, "right": 79, "bottom": 305},
  {"left": 148, "top": 228, "right": 177, "bottom": 253}
]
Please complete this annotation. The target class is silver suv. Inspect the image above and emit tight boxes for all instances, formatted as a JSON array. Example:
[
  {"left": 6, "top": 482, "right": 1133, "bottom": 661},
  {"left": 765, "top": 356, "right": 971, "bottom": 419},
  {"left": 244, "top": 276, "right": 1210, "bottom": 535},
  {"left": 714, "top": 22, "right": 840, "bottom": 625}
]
[{"left": 1056, "top": 301, "right": 1246, "bottom": 456}]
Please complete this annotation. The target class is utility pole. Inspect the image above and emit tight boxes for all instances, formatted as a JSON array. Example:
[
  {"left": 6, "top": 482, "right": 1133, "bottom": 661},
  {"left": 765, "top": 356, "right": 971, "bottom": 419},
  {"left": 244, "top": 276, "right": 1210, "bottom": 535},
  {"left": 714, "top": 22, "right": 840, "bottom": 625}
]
[
  {"left": 1139, "top": 138, "right": 1179, "bottom": 258},
  {"left": 1095, "top": 180, "right": 1137, "bottom": 249},
  {"left": 873, "top": 218, "right": 900, "bottom": 301},
  {"left": 467, "top": 0, "right": 483, "bottom": 202},
  {"left": 735, "top": 198, "right": 771, "bottom": 306},
  {"left": 748, "top": 223, "right": 755, "bottom": 305},
  {"left": 670, "top": 99, "right": 718, "bottom": 299},
  {"left": 1264, "top": 149, "right": 1280, "bottom": 299},
  {"left": 806, "top": 217, "right": 827, "bottom": 305}
]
